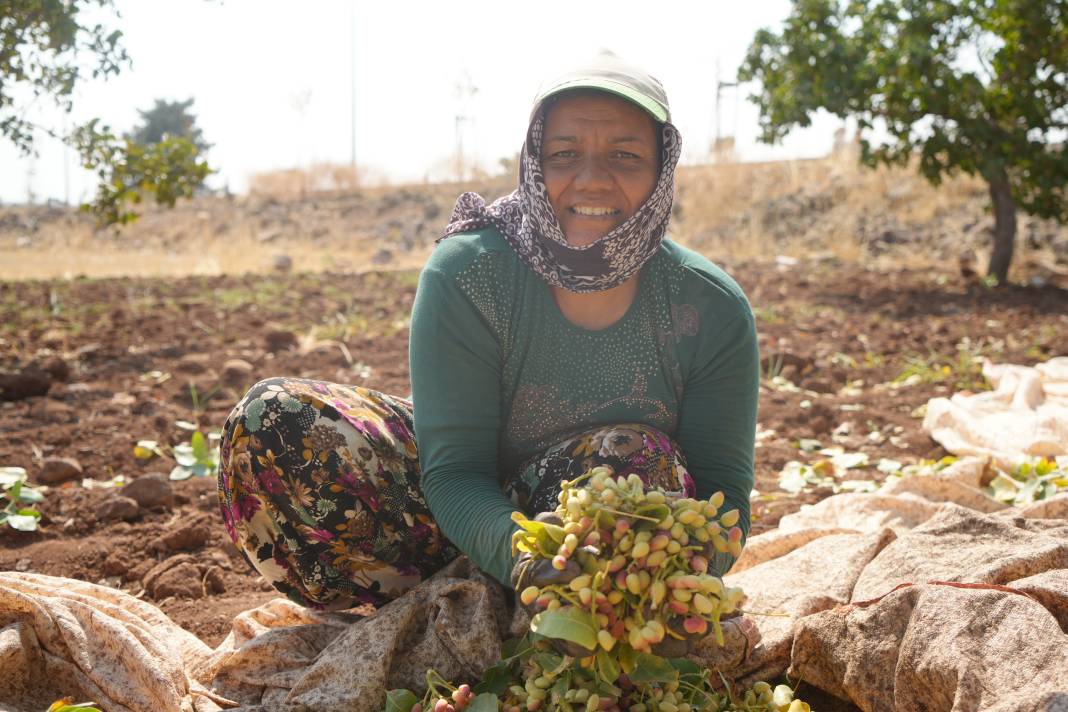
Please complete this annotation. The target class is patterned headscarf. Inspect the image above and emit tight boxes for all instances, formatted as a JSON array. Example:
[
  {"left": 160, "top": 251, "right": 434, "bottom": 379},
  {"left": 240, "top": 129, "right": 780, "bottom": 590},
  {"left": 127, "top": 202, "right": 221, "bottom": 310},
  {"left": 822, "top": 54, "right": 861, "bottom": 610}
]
[{"left": 440, "top": 102, "right": 682, "bottom": 294}]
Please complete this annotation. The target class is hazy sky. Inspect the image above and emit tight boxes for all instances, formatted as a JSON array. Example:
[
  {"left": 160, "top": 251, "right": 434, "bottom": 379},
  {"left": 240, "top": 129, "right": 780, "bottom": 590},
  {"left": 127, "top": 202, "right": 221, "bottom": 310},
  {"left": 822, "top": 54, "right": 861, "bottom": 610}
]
[{"left": 0, "top": 0, "right": 844, "bottom": 204}]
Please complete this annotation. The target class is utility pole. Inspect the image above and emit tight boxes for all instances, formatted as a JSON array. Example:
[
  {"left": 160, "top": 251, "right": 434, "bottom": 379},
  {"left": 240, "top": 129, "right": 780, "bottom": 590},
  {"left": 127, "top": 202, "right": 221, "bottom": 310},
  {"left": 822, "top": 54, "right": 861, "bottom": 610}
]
[
  {"left": 349, "top": 1, "right": 357, "bottom": 173},
  {"left": 713, "top": 59, "right": 739, "bottom": 162},
  {"left": 453, "top": 71, "right": 478, "bottom": 182},
  {"left": 62, "top": 113, "right": 70, "bottom": 204}
]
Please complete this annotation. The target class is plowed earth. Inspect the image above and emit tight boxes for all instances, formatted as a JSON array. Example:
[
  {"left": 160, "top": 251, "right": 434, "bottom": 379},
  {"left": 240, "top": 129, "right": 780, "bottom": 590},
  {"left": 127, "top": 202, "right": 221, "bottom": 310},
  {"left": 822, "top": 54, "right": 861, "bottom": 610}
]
[{"left": 1, "top": 260, "right": 1066, "bottom": 651}]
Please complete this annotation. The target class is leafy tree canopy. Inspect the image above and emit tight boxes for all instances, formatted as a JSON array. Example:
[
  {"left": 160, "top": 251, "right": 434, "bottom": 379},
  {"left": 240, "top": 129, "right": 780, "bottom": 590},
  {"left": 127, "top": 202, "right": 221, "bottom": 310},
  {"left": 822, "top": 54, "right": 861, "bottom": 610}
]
[
  {"left": 0, "top": 0, "right": 127, "bottom": 153},
  {"left": 128, "top": 97, "right": 211, "bottom": 155},
  {"left": 1, "top": 0, "right": 212, "bottom": 225},
  {"left": 738, "top": 0, "right": 1068, "bottom": 282}
]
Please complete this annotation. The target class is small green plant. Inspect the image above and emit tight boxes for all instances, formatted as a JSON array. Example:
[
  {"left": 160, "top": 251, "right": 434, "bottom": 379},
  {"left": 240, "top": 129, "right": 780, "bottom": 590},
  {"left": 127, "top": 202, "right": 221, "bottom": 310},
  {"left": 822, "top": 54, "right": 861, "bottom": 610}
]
[
  {"left": 169, "top": 430, "right": 221, "bottom": 481},
  {"left": 986, "top": 458, "right": 1068, "bottom": 506},
  {"left": 761, "top": 351, "right": 786, "bottom": 381},
  {"left": 892, "top": 342, "right": 990, "bottom": 392},
  {"left": 0, "top": 467, "right": 44, "bottom": 531},
  {"left": 188, "top": 382, "right": 221, "bottom": 427}
]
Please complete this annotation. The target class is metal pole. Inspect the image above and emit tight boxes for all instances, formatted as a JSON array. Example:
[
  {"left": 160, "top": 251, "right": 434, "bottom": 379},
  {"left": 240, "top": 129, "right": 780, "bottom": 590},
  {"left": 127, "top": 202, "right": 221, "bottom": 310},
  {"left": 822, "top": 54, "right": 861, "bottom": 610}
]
[{"left": 349, "top": 1, "right": 356, "bottom": 172}]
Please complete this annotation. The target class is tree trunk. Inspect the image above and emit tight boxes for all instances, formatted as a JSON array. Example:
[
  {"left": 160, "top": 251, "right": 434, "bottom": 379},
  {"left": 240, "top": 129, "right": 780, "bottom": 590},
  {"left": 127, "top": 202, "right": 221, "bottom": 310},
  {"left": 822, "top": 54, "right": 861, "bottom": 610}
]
[{"left": 986, "top": 170, "right": 1017, "bottom": 285}]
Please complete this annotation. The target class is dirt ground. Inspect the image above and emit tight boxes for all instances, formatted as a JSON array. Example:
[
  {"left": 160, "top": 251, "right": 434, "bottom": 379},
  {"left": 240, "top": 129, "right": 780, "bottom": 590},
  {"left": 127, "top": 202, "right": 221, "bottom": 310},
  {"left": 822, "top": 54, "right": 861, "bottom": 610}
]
[{"left": 1, "top": 258, "right": 1066, "bottom": 658}]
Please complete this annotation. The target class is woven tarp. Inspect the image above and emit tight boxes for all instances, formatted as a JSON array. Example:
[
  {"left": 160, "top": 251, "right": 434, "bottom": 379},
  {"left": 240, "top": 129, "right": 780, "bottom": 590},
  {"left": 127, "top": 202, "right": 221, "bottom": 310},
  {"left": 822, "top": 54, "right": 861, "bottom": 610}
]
[
  {"left": 2, "top": 457, "right": 1066, "bottom": 711},
  {"left": 923, "top": 356, "right": 1068, "bottom": 469}
]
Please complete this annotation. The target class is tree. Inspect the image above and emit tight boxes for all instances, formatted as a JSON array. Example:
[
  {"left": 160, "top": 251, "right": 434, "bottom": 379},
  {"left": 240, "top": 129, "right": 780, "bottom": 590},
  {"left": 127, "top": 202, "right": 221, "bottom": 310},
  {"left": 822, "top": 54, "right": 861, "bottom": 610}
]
[
  {"left": 1, "top": 1, "right": 212, "bottom": 224},
  {"left": 738, "top": 0, "right": 1068, "bottom": 283},
  {"left": 128, "top": 97, "right": 211, "bottom": 155}
]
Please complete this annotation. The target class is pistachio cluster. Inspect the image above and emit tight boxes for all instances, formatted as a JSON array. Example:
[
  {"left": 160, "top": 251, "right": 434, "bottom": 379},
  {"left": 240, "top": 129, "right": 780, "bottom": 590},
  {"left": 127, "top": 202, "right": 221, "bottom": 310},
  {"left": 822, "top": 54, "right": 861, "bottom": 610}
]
[{"left": 513, "top": 466, "right": 746, "bottom": 655}]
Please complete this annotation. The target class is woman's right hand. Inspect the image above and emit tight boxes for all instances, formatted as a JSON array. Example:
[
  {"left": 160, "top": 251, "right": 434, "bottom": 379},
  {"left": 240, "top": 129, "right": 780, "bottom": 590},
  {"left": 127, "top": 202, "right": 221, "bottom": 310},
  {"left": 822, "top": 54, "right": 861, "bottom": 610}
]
[{"left": 510, "top": 512, "right": 596, "bottom": 658}]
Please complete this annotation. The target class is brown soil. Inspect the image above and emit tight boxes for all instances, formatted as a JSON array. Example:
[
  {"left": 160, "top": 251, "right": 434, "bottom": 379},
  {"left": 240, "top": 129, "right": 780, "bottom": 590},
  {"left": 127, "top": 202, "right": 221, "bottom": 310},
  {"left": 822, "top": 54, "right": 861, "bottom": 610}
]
[{"left": 1, "top": 260, "right": 1066, "bottom": 654}]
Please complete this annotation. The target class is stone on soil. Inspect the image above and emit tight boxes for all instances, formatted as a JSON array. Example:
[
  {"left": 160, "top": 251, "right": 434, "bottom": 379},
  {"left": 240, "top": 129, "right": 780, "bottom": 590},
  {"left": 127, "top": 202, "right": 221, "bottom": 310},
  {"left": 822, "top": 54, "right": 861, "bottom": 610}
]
[
  {"left": 102, "top": 552, "right": 130, "bottom": 577},
  {"left": 96, "top": 495, "right": 141, "bottom": 522},
  {"left": 202, "top": 565, "right": 226, "bottom": 594},
  {"left": 121, "top": 473, "right": 174, "bottom": 509},
  {"left": 176, "top": 354, "right": 209, "bottom": 374},
  {"left": 37, "top": 456, "right": 83, "bottom": 484},
  {"left": 38, "top": 355, "right": 70, "bottom": 382},
  {"left": 264, "top": 327, "right": 298, "bottom": 352},
  {"left": 221, "top": 358, "right": 255, "bottom": 385},
  {"left": 0, "top": 368, "right": 52, "bottom": 402},
  {"left": 143, "top": 554, "right": 204, "bottom": 600},
  {"left": 155, "top": 518, "right": 211, "bottom": 551}
]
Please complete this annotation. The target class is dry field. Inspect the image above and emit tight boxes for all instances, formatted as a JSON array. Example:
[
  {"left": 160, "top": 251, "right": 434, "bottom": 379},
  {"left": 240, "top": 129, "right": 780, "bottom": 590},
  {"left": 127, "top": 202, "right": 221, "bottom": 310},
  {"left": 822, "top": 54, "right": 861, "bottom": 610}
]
[
  {"left": 4, "top": 151, "right": 1067, "bottom": 283},
  {"left": 1, "top": 158, "right": 1067, "bottom": 692}
]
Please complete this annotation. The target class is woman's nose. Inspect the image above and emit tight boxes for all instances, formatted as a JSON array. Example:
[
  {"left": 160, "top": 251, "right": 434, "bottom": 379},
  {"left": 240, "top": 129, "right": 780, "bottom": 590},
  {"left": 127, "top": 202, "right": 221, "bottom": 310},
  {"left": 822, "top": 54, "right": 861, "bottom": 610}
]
[{"left": 573, "top": 155, "right": 612, "bottom": 190}]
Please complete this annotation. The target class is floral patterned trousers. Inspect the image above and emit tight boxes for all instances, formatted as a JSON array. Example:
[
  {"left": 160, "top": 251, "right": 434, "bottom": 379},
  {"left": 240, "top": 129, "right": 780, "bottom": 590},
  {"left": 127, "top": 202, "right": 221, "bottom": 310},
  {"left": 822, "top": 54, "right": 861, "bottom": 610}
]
[{"left": 218, "top": 377, "right": 696, "bottom": 609}]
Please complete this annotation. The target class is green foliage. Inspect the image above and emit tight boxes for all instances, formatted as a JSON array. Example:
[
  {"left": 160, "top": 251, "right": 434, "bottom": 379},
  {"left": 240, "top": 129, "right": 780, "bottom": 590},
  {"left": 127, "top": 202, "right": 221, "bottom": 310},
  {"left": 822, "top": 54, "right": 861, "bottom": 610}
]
[
  {"left": 739, "top": 0, "right": 1068, "bottom": 279},
  {"left": 127, "top": 97, "right": 211, "bottom": 154},
  {"left": 1, "top": 2, "right": 213, "bottom": 226},
  {"left": 892, "top": 338, "right": 991, "bottom": 392},
  {"left": 0, "top": 466, "right": 44, "bottom": 532},
  {"left": 169, "top": 430, "right": 221, "bottom": 481},
  {"left": 986, "top": 458, "right": 1068, "bottom": 505},
  {"left": 529, "top": 608, "right": 599, "bottom": 653},
  {"left": 0, "top": 0, "right": 128, "bottom": 154},
  {"left": 73, "top": 119, "right": 212, "bottom": 225}
]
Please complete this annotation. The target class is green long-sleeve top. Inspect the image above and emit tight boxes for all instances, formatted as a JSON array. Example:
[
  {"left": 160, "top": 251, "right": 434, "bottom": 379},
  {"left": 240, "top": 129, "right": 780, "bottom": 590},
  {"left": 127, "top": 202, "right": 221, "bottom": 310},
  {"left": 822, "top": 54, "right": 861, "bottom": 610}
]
[{"left": 409, "top": 227, "right": 759, "bottom": 585}]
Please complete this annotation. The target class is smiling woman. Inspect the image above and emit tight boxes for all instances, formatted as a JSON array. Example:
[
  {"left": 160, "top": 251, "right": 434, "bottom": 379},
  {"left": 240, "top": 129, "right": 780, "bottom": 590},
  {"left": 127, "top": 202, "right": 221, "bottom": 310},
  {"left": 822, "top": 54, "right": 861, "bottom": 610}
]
[
  {"left": 540, "top": 91, "right": 660, "bottom": 248},
  {"left": 215, "top": 55, "right": 759, "bottom": 658}
]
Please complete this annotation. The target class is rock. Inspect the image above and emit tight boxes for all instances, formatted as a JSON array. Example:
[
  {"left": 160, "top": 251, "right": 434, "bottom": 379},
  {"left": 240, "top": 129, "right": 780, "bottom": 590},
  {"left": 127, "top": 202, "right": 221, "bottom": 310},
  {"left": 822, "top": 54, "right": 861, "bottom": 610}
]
[
  {"left": 40, "top": 328, "right": 66, "bottom": 348},
  {"left": 175, "top": 354, "right": 208, "bottom": 374},
  {"left": 14, "top": 559, "right": 31, "bottom": 572},
  {"left": 264, "top": 327, "right": 298, "bottom": 353},
  {"left": 202, "top": 565, "right": 226, "bottom": 594},
  {"left": 156, "top": 519, "right": 211, "bottom": 551},
  {"left": 143, "top": 554, "right": 204, "bottom": 600},
  {"left": 96, "top": 496, "right": 141, "bottom": 522},
  {"left": 38, "top": 355, "right": 70, "bottom": 382},
  {"left": 38, "top": 399, "right": 74, "bottom": 423},
  {"left": 0, "top": 368, "right": 52, "bottom": 402},
  {"left": 221, "top": 358, "right": 254, "bottom": 386},
  {"left": 121, "top": 473, "right": 173, "bottom": 509},
  {"left": 37, "top": 456, "right": 83, "bottom": 484},
  {"left": 272, "top": 254, "right": 293, "bottom": 273},
  {"left": 102, "top": 552, "right": 130, "bottom": 576}
]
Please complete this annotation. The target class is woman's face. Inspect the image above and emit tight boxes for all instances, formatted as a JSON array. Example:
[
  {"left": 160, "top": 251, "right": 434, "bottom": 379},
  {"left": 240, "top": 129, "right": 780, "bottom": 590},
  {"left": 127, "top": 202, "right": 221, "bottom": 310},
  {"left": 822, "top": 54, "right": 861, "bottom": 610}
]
[{"left": 540, "top": 92, "right": 659, "bottom": 248}]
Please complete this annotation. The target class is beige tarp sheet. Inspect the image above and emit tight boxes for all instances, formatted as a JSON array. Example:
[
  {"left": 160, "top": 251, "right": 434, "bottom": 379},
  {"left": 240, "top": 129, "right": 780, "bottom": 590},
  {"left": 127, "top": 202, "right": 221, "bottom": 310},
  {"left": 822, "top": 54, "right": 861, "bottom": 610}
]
[
  {"left": 3, "top": 457, "right": 1067, "bottom": 711},
  {"left": 923, "top": 357, "right": 1068, "bottom": 469}
]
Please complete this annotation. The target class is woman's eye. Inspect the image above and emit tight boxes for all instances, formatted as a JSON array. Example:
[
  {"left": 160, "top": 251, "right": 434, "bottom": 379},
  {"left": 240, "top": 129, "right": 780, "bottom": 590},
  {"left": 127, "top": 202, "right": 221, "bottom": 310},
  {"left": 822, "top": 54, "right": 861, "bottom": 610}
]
[{"left": 549, "top": 150, "right": 577, "bottom": 158}]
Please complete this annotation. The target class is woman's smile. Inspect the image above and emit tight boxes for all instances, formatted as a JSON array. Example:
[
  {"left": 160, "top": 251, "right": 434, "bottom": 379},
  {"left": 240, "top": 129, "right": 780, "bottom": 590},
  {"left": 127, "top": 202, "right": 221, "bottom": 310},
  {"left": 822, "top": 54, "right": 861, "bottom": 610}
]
[{"left": 540, "top": 91, "right": 659, "bottom": 247}]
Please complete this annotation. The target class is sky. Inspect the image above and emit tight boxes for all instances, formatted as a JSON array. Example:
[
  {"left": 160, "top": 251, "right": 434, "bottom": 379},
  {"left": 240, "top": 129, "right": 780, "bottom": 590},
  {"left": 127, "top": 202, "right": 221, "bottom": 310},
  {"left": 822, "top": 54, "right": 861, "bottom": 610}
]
[{"left": 0, "top": 0, "right": 845, "bottom": 204}]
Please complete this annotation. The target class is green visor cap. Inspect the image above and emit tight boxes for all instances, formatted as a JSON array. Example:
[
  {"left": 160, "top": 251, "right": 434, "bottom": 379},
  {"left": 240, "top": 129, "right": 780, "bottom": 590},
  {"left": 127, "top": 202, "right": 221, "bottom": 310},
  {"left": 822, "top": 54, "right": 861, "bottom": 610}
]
[{"left": 529, "top": 53, "right": 671, "bottom": 124}]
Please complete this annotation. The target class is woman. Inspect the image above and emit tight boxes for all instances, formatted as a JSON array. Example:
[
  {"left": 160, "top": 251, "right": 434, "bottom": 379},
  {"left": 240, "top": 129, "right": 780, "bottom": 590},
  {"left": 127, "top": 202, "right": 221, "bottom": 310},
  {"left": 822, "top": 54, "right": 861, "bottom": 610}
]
[{"left": 217, "top": 54, "right": 759, "bottom": 619}]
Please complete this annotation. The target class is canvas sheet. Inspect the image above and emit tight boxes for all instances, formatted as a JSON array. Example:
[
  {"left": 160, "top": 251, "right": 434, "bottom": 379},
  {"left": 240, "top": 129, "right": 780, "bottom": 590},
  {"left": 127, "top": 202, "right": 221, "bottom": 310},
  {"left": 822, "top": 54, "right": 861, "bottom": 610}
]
[{"left": 2, "top": 457, "right": 1067, "bottom": 711}]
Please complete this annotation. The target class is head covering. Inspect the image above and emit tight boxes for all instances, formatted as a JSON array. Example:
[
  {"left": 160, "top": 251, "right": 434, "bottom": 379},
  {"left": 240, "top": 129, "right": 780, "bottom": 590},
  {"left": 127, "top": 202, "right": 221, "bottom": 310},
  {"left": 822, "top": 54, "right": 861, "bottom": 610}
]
[{"left": 440, "top": 53, "right": 682, "bottom": 293}]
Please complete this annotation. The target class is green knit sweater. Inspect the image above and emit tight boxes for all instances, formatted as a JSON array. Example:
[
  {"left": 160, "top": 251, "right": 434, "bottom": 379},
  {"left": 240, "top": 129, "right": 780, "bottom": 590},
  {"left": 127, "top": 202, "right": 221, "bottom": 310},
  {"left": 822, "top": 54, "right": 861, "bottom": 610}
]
[{"left": 409, "top": 228, "right": 759, "bottom": 585}]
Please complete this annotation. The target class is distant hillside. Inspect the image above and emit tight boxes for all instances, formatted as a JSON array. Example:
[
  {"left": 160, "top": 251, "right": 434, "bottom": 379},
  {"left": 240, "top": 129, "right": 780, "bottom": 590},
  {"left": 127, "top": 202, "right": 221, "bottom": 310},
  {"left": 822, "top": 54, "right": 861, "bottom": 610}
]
[{"left": 2, "top": 152, "right": 1066, "bottom": 281}]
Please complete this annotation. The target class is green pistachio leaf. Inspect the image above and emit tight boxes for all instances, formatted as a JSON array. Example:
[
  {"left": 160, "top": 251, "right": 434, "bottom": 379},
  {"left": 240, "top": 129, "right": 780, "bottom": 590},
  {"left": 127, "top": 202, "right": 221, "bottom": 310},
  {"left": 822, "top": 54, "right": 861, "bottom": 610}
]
[
  {"left": 466, "top": 693, "right": 500, "bottom": 712},
  {"left": 383, "top": 689, "right": 419, "bottom": 712},
  {"left": 627, "top": 652, "right": 679, "bottom": 684},
  {"left": 529, "top": 607, "right": 598, "bottom": 652}
]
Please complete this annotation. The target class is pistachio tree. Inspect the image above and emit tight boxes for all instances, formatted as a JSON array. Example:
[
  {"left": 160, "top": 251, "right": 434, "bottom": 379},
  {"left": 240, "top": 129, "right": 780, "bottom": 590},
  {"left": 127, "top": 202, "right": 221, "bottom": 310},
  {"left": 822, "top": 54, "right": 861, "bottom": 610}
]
[
  {"left": 738, "top": 0, "right": 1068, "bottom": 283},
  {"left": 1, "top": 0, "right": 212, "bottom": 224}
]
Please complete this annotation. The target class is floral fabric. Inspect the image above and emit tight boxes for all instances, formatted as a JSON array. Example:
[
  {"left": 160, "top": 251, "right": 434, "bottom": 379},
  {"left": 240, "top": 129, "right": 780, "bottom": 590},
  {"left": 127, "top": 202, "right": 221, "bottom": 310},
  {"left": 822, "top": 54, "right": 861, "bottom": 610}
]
[{"left": 218, "top": 377, "right": 696, "bottom": 609}]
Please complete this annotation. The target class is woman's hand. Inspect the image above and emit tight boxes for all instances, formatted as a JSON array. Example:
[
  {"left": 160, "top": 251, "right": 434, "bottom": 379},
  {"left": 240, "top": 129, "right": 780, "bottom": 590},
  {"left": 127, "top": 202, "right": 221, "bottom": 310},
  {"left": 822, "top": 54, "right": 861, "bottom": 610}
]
[{"left": 510, "top": 512, "right": 597, "bottom": 658}]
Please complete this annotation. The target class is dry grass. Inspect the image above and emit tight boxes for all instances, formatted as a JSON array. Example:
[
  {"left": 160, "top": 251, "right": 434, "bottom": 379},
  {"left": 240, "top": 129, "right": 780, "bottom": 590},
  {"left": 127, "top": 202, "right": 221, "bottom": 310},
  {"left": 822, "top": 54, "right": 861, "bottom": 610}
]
[
  {"left": 247, "top": 162, "right": 395, "bottom": 198},
  {"left": 671, "top": 146, "right": 990, "bottom": 266},
  {"left": 4, "top": 151, "right": 1063, "bottom": 281}
]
